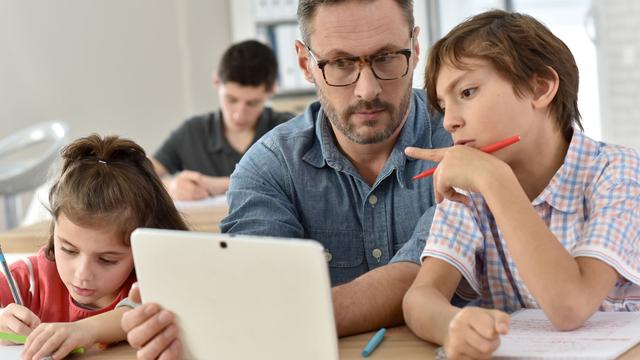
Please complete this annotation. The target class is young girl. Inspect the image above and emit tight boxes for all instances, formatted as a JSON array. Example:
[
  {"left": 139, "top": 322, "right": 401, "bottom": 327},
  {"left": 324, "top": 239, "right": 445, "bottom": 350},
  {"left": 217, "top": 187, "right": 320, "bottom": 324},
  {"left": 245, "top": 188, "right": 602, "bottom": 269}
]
[
  {"left": 402, "top": 10, "right": 640, "bottom": 359},
  {"left": 0, "top": 134, "right": 188, "bottom": 359}
]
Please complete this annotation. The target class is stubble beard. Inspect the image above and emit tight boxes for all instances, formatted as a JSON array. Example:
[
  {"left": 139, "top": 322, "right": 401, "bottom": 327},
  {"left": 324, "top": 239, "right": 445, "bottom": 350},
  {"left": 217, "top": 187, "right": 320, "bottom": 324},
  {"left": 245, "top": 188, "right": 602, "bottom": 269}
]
[{"left": 317, "top": 83, "right": 413, "bottom": 145}]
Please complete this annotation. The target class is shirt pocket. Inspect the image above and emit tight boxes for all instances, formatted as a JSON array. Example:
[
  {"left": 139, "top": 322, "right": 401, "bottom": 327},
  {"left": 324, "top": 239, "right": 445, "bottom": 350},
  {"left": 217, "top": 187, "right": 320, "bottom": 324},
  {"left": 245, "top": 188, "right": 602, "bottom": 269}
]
[{"left": 306, "top": 228, "right": 366, "bottom": 285}]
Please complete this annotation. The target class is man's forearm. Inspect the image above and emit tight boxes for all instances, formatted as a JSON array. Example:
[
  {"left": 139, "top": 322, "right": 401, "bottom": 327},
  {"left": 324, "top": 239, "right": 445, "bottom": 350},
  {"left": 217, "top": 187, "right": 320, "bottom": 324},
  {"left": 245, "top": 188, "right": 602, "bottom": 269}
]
[{"left": 332, "top": 262, "right": 419, "bottom": 337}]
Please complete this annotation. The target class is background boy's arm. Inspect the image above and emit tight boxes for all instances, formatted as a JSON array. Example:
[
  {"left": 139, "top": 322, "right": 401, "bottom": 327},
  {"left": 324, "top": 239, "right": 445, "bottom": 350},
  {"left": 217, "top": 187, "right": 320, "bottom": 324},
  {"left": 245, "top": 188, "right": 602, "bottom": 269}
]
[{"left": 480, "top": 165, "right": 619, "bottom": 330}]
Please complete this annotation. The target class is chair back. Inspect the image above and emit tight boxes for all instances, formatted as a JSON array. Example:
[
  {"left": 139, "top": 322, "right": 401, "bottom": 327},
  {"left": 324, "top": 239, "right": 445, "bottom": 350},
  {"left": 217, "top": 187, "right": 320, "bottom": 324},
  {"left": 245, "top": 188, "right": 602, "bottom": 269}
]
[{"left": 0, "top": 121, "right": 68, "bottom": 195}]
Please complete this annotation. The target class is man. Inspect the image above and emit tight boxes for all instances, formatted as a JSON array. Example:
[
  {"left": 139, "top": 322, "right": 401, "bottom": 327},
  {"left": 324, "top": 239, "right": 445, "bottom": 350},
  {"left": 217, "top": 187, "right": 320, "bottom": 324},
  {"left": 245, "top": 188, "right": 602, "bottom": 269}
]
[
  {"left": 122, "top": 1, "right": 452, "bottom": 358},
  {"left": 152, "top": 40, "right": 293, "bottom": 200}
]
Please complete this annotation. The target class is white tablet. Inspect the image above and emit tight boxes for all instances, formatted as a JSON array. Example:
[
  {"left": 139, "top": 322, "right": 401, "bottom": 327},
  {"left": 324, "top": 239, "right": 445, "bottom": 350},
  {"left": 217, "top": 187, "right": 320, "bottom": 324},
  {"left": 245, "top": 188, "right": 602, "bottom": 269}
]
[{"left": 131, "top": 228, "right": 338, "bottom": 360}]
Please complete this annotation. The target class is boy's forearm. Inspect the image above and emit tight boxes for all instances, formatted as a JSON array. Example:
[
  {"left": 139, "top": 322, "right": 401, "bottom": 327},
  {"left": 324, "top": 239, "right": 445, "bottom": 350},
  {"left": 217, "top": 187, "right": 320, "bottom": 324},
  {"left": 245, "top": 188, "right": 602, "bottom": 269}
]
[
  {"left": 480, "top": 170, "right": 615, "bottom": 328},
  {"left": 332, "top": 262, "right": 418, "bottom": 337},
  {"left": 77, "top": 307, "right": 129, "bottom": 345},
  {"left": 403, "top": 284, "right": 458, "bottom": 345}
]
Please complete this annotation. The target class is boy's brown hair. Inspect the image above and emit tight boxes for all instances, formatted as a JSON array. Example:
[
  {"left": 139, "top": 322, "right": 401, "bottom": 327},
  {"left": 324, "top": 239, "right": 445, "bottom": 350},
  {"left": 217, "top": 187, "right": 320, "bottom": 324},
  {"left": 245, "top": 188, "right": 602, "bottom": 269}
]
[
  {"left": 425, "top": 10, "right": 582, "bottom": 140},
  {"left": 45, "top": 134, "right": 188, "bottom": 260}
]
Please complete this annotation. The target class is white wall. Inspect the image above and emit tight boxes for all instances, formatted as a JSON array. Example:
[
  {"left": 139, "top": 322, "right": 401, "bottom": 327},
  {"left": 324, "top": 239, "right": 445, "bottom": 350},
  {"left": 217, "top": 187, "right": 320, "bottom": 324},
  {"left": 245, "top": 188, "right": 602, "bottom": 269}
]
[
  {"left": 593, "top": 0, "right": 640, "bottom": 149},
  {"left": 0, "top": 0, "right": 231, "bottom": 230},
  {"left": 0, "top": 0, "right": 231, "bottom": 153}
]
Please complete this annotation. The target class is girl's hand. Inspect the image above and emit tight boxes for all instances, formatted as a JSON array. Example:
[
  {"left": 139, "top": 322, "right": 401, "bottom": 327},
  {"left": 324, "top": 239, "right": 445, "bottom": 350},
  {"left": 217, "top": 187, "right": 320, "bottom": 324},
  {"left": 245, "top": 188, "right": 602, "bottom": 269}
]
[
  {"left": 22, "top": 321, "right": 95, "bottom": 360},
  {"left": 443, "top": 307, "right": 510, "bottom": 360},
  {"left": 0, "top": 303, "right": 40, "bottom": 344},
  {"left": 405, "top": 145, "right": 508, "bottom": 204}
]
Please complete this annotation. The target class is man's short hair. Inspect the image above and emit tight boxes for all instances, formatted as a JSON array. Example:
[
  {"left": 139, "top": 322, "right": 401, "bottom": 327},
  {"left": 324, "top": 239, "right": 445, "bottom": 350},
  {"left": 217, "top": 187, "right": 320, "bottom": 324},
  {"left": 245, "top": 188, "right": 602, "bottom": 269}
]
[
  {"left": 218, "top": 40, "right": 278, "bottom": 90},
  {"left": 425, "top": 10, "right": 582, "bottom": 141},
  {"left": 297, "top": 0, "right": 414, "bottom": 47}
]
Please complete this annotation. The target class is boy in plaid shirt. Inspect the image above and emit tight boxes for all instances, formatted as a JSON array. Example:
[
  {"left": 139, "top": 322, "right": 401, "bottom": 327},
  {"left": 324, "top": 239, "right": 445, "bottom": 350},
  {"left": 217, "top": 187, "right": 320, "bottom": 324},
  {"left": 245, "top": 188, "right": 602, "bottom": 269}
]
[{"left": 403, "top": 10, "right": 640, "bottom": 359}]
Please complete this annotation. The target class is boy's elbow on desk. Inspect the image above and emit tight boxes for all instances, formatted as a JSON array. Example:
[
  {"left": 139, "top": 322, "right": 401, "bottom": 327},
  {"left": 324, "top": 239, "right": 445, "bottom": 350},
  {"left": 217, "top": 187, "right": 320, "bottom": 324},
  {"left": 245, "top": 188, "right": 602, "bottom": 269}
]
[{"left": 543, "top": 305, "right": 591, "bottom": 331}]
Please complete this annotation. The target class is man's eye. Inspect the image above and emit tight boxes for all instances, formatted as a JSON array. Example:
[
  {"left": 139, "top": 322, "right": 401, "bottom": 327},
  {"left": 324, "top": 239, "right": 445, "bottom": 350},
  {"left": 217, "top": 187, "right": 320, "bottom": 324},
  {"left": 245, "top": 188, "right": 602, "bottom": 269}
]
[
  {"left": 332, "top": 59, "right": 355, "bottom": 69},
  {"left": 374, "top": 54, "right": 394, "bottom": 64}
]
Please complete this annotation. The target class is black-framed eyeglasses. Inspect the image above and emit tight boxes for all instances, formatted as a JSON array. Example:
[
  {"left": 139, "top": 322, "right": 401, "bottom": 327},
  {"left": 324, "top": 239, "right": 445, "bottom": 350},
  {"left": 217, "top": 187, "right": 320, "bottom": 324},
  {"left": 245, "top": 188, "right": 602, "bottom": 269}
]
[{"left": 305, "top": 34, "right": 413, "bottom": 87}]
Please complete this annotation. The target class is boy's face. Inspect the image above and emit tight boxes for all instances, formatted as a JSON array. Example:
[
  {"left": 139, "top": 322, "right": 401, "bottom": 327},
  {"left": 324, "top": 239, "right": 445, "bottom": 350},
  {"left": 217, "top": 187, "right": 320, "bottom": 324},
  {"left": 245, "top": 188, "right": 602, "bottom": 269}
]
[
  {"left": 435, "top": 58, "right": 536, "bottom": 161},
  {"left": 54, "top": 213, "right": 134, "bottom": 309},
  {"left": 217, "top": 81, "right": 273, "bottom": 133}
]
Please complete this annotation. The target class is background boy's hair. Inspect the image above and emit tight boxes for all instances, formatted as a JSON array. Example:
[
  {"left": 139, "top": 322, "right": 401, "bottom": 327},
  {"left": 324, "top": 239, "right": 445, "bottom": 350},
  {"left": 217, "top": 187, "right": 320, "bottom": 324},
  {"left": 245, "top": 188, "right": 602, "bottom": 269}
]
[
  {"left": 217, "top": 39, "right": 278, "bottom": 91},
  {"left": 425, "top": 10, "right": 582, "bottom": 141},
  {"left": 45, "top": 134, "right": 188, "bottom": 260},
  {"left": 297, "top": 0, "right": 414, "bottom": 48}
]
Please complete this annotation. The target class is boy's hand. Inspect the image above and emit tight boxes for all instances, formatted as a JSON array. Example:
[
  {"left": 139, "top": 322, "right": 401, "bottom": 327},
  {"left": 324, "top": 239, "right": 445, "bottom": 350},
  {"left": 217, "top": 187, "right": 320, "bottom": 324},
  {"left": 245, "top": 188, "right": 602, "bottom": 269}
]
[
  {"left": 168, "top": 170, "right": 209, "bottom": 200},
  {"left": 0, "top": 303, "right": 40, "bottom": 344},
  {"left": 22, "top": 321, "right": 94, "bottom": 360},
  {"left": 443, "top": 307, "right": 510, "bottom": 360},
  {"left": 405, "top": 145, "right": 508, "bottom": 204}
]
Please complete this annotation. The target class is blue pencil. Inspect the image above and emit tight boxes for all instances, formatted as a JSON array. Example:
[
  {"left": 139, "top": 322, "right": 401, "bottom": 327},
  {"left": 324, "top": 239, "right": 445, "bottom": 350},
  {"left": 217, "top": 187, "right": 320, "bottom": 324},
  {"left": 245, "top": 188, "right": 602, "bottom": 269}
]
[
  {"left": 0, "top": 244, "right": 23, "bottom": 305},
  {"left": 362, "top": 327, "right": 386, "bottom": 357}
]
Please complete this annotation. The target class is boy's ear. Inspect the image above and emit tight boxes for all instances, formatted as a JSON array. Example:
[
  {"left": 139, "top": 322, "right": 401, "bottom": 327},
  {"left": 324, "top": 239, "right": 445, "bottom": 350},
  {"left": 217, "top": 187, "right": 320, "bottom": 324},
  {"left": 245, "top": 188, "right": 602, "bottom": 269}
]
[{"left": 531, "top": 66, "right": 559, "bottom": 109}]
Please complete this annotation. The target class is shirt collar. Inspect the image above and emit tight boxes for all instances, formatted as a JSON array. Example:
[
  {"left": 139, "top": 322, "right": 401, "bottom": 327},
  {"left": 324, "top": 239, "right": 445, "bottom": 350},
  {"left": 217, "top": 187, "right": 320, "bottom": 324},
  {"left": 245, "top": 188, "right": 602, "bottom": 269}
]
[
  {"left": 209, "top": 109, "right": 272, "bottom": 154},
  {"left": 532, "top": 131, "right": 598, "bottom": 213}
]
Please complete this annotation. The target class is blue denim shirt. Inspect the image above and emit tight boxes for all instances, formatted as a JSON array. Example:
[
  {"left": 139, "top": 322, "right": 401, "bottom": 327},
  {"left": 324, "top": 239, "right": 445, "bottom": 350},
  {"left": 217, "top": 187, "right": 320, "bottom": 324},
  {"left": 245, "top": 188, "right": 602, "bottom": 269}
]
[{"left": 221, "top": 89, "right": 452, "bottom": 285}]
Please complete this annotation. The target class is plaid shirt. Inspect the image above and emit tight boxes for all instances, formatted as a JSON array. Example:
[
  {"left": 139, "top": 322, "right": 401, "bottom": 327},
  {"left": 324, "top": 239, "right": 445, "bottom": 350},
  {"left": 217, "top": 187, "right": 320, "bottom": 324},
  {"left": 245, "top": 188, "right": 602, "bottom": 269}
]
[{"left": 422, "top": 131, "right": 640, "bottom": 313}]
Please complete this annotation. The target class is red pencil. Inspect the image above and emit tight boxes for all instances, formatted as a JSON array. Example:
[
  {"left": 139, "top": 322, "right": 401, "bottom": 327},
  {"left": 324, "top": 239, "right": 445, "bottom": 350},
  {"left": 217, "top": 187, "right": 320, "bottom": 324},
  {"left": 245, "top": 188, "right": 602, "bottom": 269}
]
[{"left": 412, "top": 135, "right": 521, "bottom": 180}]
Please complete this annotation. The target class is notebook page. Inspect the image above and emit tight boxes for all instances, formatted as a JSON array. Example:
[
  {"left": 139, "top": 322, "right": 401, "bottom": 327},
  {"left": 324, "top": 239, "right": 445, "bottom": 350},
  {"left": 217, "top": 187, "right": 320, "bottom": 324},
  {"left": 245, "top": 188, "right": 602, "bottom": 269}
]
[
  {"left": 494, "top": 309, "right": 640, "bottom": 359},
  {"left": 0, "top": 345, "right": 23, "bottom": 360}
]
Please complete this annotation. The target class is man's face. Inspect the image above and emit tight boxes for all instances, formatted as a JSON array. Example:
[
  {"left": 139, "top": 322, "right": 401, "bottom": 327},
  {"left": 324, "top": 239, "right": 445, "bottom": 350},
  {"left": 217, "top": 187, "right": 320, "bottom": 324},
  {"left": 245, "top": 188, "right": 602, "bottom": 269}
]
[
  {"left": 217, "top": 81, "right": 273, "bottom": 133},
  {"left": 297, "top": 0, "right": 419, "bottom": 145}
]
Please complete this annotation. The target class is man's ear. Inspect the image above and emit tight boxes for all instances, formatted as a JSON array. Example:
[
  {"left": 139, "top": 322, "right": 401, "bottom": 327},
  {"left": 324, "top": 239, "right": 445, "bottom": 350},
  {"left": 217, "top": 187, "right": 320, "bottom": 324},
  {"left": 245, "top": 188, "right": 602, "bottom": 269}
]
[
  {"left": 531, "top": 66, "right": 559, "bottom": 109},
  {"left": 411, "top": 26, "right": 421, "bottom": 70},
  {"left": 295, "top": 40, "right": 315, "bottom": 84}
]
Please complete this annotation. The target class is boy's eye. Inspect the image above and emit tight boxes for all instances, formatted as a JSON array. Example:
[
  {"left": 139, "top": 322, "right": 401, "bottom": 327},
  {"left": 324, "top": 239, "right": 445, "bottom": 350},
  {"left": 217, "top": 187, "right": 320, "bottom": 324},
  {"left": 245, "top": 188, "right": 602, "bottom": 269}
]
[{"left": 461, "top": 88, "right": 476, "bottom": 98}]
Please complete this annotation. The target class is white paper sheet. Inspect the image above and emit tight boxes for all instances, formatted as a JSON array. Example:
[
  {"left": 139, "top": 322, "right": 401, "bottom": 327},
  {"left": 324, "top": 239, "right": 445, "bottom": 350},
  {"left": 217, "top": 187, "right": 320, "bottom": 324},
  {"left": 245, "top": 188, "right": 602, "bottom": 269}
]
[
  {"left": 0, "top": 345, "right": 23, "bottom": 359},
  {"left": 494, "top": 309, "right": 640, "bottom": 359},
  {"left": 173, "top": 194, "right": 227, "bottom": 210}
]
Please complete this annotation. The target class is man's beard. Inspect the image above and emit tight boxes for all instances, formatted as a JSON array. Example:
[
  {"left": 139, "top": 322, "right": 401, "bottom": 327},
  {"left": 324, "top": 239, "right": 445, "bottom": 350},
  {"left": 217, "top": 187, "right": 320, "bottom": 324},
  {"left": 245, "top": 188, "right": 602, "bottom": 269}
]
[{"left": 317, "top": 83, "right": 412, "bottom": 145}]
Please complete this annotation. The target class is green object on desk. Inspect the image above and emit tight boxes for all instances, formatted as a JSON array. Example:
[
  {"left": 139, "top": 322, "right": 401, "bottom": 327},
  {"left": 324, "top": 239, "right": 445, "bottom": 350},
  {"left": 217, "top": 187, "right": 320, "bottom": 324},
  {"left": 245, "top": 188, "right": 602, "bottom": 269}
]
[{"left": 0, "top": 331, "right": 85, "bottom": 354}]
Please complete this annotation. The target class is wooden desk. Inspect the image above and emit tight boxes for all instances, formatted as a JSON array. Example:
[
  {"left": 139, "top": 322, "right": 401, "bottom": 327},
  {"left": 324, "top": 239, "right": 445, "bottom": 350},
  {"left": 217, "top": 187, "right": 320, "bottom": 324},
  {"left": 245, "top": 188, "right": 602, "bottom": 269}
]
[
  {"left": 72, "top": 325, "right": 640, "bottom": 359},
  {"left": 0, "top": 202, "right": 229, "bottom": 253}
]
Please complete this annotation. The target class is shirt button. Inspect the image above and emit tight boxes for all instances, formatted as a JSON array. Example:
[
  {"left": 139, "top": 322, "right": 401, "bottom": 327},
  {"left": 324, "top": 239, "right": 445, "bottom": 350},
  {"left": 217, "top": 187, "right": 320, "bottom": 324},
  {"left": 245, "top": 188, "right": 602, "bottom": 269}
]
[
  {"left": 372, "top": 248, "right": 382, "bottom": 260},
  {"left": 325, "top": 251, "right": 333, "bottom": 262},
  {"left": 368, "top": 195, "right": 378, "bottom": 205}
]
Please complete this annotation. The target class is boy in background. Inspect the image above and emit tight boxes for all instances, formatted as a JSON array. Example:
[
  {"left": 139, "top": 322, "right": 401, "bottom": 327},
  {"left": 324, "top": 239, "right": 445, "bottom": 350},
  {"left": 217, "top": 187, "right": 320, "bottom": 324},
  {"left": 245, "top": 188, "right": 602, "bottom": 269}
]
[{"left": 152, "top": 40, "right": 293, "bottom": 200}]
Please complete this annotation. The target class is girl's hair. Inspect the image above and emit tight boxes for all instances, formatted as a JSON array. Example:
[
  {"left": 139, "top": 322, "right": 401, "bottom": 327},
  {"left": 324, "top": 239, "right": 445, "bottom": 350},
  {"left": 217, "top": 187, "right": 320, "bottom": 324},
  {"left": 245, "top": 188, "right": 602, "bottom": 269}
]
[
  {"left": 425, "top": 10, "right": 582, "bottom": 141},
  {"left": 45, "top": 134, "right": 188, "bottom": 260}
]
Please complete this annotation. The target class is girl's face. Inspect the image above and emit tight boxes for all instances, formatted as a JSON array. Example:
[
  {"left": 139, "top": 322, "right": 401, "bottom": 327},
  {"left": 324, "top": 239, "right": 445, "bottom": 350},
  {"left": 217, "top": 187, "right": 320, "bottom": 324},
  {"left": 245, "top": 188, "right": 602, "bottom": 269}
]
[{"left": 54, "top": 213, "right": 134, "bottom": 309}]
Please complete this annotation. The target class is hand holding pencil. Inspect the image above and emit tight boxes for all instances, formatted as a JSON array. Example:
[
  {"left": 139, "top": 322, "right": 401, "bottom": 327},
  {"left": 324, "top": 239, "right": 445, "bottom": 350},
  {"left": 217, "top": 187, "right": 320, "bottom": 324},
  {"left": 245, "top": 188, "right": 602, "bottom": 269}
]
[{"left": 405, "top": 135, "right": 520, "bottom": 204}]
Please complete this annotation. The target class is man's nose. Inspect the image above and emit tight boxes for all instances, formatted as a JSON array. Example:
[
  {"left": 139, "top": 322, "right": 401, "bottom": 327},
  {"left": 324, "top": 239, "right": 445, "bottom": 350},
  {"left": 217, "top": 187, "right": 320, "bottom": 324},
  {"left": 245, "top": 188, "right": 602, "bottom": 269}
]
[{"left": 353, "top": 66, "right": 382, "bottom": 102}]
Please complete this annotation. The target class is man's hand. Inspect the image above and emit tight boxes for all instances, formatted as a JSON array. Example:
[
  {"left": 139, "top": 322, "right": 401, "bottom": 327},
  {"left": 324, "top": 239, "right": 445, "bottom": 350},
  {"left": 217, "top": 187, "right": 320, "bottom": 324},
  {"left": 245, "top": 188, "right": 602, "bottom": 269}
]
[
  {"left": 167, "top": 170, "right": 209, "bottom": 200},
  {"left": 121, "top": 284, "right": 182, "bottom": 360},
  {"left": 443, "top": 307, "right": 510, "bottom": 360}
]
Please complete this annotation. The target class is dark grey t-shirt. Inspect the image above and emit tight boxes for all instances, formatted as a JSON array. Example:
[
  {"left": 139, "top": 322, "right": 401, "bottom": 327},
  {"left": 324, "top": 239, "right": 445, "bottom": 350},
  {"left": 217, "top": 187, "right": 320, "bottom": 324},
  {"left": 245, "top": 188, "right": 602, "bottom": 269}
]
[{"left": 154, "top": 108, "right": 293, "bottom": 176}]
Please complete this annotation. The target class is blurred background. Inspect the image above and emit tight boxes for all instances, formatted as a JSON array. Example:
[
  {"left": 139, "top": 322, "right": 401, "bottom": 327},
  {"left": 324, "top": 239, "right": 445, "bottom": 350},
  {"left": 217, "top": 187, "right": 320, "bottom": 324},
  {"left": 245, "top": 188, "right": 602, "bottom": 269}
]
[{"left": 1, "top": 0, "right": 638, "bottom": 229}]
